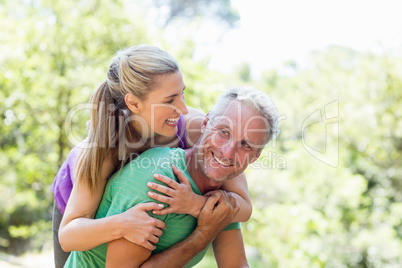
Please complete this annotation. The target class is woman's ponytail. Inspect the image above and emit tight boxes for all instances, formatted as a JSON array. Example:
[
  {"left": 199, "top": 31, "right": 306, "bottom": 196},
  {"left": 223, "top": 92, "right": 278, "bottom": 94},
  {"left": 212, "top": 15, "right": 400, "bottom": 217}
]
[{"left": 74, "top": 81, "right": 119, "bottom": 194}]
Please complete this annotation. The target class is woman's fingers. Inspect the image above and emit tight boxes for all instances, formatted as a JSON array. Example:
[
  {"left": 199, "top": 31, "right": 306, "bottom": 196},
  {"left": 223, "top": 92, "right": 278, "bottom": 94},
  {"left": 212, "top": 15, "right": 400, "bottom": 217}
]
[
  {"left": 147, "top": 167, "right": 197, "bottom": 216},
  {"left": 152, "top": 227, "right": 163, "bottom": 238},
  {"left": 136, "top": 202, "right": 164, "bottom": 212},
  {"left": 142, "top": 241, "right": 156, "bottom": 251},
  {"left": 147, "top": 190, "right": 173, "bottom": 204},
  {"left": 152, "top": 207, "right": 175, "bottom": 216},
  {"left": 147, "top": 181, "right": 174, "bottom": 197},
  {"left": 152, "top": 173, "right": 179, "bottom": 190},
  {"left": 171, "top": 164, "right": 190, "bottom": 185}
]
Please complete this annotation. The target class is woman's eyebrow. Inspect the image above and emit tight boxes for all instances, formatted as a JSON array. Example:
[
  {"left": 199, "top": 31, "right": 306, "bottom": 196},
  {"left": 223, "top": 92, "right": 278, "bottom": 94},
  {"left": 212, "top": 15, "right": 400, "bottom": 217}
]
[
  {"left": 163, "top": 86, "right": 186, "bottom": 99},
  {"left": 164, "top": 93, "right": 178, "bottom": 99}
]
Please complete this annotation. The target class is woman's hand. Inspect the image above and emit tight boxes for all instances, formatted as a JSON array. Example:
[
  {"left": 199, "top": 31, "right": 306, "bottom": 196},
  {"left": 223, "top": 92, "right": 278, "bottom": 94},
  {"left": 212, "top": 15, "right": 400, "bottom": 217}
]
[
  {"left": 119, "top": 203, "right": 166, "bottom": 251},
  {"left": 147, "top": 164, "right": 207, "bottom": 218}
]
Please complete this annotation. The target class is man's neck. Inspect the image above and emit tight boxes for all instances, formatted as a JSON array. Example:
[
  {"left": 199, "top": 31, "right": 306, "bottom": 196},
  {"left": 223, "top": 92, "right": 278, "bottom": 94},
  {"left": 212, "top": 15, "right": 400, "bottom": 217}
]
[{"left": 184, "top": 147, "right": 223, "bottom": 195}]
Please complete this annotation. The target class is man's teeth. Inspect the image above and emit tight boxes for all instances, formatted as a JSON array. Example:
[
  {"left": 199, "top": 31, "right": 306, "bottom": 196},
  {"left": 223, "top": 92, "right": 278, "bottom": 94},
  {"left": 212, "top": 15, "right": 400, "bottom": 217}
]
[
  {"left": 213, "top": 154, "right": 231, "bottom": 167},
  {"left": 166, "top": 117, "right": 180, "bottom": 124}
]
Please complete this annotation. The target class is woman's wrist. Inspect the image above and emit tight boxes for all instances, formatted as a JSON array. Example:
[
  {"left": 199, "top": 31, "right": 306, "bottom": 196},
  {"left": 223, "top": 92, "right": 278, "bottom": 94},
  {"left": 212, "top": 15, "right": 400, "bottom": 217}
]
[
  {"left": 109, "top": 214, "right": 125, "bottom": 240},
  {"left": 189, "top": 195, "right": 208, "bottom": 218}
]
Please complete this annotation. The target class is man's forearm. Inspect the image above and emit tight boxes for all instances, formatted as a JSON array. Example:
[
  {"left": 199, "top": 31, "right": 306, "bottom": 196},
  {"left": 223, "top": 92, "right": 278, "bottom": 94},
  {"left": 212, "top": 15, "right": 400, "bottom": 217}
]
[
  {"left": 140, "top": 192, "right": 239, "bottom": 267},
  {"left": 140, "top": 228, "right": 213, "bottom": 268}
]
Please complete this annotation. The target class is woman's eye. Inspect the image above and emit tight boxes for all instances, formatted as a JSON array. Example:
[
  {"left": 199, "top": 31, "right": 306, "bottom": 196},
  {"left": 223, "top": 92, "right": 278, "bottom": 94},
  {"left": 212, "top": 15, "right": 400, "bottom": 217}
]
[{"left": 165, "top": 99, "right": 174, "bottom": 104}]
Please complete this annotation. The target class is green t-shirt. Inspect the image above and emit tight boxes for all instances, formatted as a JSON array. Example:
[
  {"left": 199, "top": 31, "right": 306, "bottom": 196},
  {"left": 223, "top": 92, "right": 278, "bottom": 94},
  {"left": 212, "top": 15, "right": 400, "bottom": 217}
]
[{"left": 65, "top": 147, "right": 240, "bottom": 268}]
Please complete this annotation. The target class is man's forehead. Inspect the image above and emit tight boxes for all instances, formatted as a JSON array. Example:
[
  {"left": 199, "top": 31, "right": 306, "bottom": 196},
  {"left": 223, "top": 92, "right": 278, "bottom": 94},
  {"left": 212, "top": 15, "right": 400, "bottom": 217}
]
[
  {"left": 213, "top": 101, "right": 266, "bottom": 127},
  {"left": 218, "top": 100, "right": 243, "bottom": 115}
]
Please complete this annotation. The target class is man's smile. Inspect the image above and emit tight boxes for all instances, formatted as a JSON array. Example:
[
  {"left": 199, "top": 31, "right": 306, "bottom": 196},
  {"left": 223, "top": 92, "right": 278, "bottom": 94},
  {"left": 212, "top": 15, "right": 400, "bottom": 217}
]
[{"left": 212, "top": 152, "right": 232, "bottom": 167}]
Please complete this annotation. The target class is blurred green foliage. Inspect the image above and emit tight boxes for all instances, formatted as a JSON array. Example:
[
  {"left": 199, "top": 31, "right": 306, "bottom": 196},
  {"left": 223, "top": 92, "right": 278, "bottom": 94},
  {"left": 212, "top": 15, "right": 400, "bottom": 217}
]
[
  {"left": 1, "top": 0, "right": 401, "bottom": 267},
  {"left": 242, "top": 46, "right": 402, "bottom": 267}
]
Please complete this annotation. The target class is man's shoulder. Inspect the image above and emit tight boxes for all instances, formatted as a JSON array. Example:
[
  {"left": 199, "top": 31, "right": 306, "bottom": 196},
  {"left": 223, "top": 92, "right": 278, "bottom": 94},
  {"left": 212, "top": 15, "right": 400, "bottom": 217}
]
[
  {"left": 131, "top": 147, "right": 185, "bottom": 170},
  {"left": 109, "top": 147, "right": 185, "bottom": 183},
  {"left": 137, "top": 147, "right": 182, "bottom": 160}
]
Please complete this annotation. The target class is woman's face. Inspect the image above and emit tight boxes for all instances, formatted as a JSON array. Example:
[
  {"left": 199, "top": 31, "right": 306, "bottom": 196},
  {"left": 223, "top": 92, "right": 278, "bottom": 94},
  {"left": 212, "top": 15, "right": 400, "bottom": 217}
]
[{"left": 134, "top": 71, "right": 188, "bottom": 138}]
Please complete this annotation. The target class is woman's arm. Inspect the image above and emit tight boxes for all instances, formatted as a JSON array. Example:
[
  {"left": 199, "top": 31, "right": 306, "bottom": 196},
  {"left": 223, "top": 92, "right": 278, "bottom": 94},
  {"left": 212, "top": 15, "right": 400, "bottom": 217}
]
[
  {"left": 59, "top": 156, "right": 165, "bottom": 252},
  {"left": 220, "top": 173, "right": 252, "bottom": 222},
  {"left": 184, "top": 106, "right": 205, "bottom": 148},
  {"left": 106, "top": 191, "right": 238, "bottom": 268}
]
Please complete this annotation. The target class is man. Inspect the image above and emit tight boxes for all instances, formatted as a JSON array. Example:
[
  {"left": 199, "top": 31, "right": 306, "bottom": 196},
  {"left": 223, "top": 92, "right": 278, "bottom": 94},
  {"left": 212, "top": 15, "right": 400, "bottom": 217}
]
[{"left": 65, "top": 87, "right": 279, "bottom": 267}]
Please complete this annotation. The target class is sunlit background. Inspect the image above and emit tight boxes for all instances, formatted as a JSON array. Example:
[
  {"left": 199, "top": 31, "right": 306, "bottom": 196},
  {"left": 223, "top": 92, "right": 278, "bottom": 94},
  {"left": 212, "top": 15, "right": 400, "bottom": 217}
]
[{"left": 1, "top": 0, "right": 401, "bottom": 267}]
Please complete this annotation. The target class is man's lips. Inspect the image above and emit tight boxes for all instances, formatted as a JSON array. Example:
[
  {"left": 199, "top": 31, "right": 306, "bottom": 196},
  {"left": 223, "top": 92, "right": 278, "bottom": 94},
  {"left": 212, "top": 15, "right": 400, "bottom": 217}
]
[{"left": 212, "top": 152, "right": 232, "bottom": 167}]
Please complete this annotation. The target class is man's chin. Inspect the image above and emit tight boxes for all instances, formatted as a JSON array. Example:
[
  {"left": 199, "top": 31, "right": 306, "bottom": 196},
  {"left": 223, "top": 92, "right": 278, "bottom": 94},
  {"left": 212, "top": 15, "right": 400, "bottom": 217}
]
[
  {"left": 205, "top": 178, "right": 226, "bottom": 189},
  {"left": 206, "top": 172, "right": 232, "bottom": 184}
]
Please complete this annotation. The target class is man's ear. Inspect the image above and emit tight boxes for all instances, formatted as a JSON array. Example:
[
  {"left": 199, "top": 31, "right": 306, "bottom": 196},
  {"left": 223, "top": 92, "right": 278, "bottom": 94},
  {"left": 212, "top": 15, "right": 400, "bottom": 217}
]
[
  {"left": 250, "top": 152, "right": 261, "bottom": 164},
  {"left": 125, "top": 93, "right": 141, "bottom": 113},
  {"left": 201, "top": 115, "right": 209, "bottom": 133}
]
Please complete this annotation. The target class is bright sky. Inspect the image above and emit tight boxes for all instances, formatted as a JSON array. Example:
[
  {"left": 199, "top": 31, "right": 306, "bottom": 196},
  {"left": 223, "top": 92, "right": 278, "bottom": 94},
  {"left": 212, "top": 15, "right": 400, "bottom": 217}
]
[{"left": 204, "top": 0, "right": 402, "bottom": 77}]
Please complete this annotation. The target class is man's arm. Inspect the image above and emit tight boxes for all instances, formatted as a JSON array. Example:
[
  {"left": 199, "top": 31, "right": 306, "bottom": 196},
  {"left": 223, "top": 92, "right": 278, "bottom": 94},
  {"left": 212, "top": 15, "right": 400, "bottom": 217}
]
[
  {"left": 106, "top": 191, "right": 239, "bottom": 268},
  {"left": 212, "top": 229, "right": 249, "bottom": 268}
]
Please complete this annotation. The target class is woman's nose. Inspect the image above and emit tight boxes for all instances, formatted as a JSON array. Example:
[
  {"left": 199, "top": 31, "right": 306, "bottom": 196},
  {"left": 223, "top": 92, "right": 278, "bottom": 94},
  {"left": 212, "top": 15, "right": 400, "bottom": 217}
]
[{"left": 177, "top": 96, "right": 188, "bottom": 115}]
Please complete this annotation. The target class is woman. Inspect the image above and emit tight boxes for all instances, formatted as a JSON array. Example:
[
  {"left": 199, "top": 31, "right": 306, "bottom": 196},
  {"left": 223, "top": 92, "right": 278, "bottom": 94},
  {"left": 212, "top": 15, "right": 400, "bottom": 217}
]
[{"left": 52, "top": 45, "right": 252, "bottom": 268}]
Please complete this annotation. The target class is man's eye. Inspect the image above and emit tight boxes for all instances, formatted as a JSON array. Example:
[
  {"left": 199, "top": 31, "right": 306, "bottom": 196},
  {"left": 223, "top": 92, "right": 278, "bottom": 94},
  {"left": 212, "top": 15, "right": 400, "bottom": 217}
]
[
  {"left": 220, "top": 129, "right": 229, "bottom": 135},
  {"left": 241, "top": 141, "right": 251, "bottom": 149}
]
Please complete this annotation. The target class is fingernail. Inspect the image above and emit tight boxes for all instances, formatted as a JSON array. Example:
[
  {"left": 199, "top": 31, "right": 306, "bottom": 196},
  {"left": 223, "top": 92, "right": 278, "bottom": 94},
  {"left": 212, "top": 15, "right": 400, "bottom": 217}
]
[
  {"left": 148, "top": 191, "right": 154, "bottom": 196},
  {"left": 158, "top": 204, "right": 164, "bottom": 208},
  {"left": 148, "top": 182, "right": 153, "bottom": 186},
  {"left": 154, "top": 174, "right": 159, "bottom": 178}
]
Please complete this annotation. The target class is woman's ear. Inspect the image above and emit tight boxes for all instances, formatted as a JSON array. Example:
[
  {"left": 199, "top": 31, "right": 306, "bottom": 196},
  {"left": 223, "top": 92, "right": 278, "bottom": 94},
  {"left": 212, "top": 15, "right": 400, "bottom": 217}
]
[{"left": 125, "top": 93, "right": 141, "bottom": 113}]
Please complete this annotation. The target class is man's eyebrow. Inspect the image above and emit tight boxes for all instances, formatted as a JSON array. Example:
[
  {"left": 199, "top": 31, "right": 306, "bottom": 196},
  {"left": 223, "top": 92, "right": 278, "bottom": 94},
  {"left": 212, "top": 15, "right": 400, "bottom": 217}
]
[
  {"left": 163, "top": 86, "right": 186, "bottom": 99},
  {"left": 212, "top": 121, "right": 229, "bottom": 128},
  {"left": 244, "top": 138, "right": 256, "bottom": 147}
]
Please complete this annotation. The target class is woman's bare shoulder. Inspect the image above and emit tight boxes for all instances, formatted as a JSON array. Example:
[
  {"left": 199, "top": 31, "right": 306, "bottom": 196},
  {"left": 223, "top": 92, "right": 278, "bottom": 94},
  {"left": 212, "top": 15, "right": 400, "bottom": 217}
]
[
  {"left": 184, "top": 107, "right": 206, "bottom": 148},
  {"left": 185, "top": 106, "right": 206, "bottom": 117}
]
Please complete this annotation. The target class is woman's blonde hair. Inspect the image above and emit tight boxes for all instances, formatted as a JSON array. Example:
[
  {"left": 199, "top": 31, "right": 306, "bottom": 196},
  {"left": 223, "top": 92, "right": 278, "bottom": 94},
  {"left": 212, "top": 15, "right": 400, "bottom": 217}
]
[{"left": 75, "top": 45, "right": 180, "bottom": 195}]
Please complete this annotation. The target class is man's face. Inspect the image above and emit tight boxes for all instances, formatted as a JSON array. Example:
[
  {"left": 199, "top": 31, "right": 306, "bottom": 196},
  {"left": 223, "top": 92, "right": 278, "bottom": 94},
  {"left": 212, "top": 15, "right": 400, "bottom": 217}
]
[{"left": 196, "top": 100, "right": 268, "bottom": 182}]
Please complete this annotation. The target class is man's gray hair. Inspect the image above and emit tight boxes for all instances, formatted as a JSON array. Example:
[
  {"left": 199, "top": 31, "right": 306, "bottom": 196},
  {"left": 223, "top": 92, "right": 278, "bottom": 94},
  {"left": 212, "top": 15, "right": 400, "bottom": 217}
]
[{"left": 208, "top": 87, "right": 279, "bottom": 146}]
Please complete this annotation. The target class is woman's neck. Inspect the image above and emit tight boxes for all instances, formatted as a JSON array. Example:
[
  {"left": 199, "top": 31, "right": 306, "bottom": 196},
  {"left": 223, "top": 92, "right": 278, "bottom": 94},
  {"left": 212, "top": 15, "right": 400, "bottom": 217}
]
[{"left": 125, "top": 134, "right": 180, "bottom": 155}]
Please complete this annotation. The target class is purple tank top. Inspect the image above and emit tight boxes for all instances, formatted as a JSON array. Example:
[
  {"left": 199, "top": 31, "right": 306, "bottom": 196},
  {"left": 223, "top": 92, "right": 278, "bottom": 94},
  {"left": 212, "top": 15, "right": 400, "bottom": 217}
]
[
  {"left": 51, "top": 114, "right": 187, "bottom": 214},
  {"left": 176, "top": 114, "right": 187, "bottom": 150}
]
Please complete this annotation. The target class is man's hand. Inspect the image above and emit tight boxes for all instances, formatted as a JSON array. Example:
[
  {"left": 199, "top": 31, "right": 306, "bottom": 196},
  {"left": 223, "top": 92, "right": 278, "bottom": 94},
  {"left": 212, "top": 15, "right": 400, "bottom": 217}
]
[
  {"left": 196, "top": 190, "right": 240, "bottom": 240},
  {"left": 138, "top": 191, "right": 240, "bottom": 268}
]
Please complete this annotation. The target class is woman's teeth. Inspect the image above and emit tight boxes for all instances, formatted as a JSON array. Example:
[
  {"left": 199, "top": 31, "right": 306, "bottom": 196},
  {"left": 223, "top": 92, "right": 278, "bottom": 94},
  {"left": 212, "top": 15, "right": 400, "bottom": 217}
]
[{"left": 166, "top": 117, "right": 180, "bottom": 125}]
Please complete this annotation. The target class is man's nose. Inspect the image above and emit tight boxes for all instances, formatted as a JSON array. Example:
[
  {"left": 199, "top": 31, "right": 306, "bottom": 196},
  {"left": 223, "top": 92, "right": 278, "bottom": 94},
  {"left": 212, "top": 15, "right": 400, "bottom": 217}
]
[{"left": 220, "top": 140, "right": 236, "bottom": 159}]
